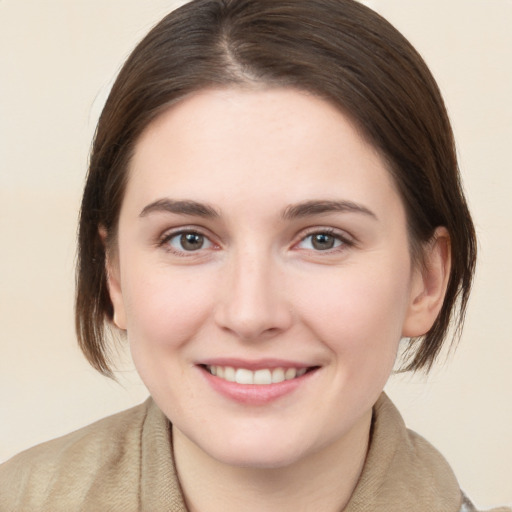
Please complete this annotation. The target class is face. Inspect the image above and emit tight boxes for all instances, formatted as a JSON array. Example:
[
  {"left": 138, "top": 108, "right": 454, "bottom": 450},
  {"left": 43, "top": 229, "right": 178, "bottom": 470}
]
[{"left": 108, "top": 88, "right": 431, "bottom": 469}]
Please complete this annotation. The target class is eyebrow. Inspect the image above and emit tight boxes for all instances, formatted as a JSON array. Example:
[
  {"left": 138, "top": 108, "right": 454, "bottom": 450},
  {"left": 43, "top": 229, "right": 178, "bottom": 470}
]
[
  {"left": 139, "top": 199, "right": 220, "bottom": 218},
  {"left": 139, "top": 198, "right": 377, "bottom": 221},
  {"left": 282, "top": 200, "right": 377, "bottom": 220}
]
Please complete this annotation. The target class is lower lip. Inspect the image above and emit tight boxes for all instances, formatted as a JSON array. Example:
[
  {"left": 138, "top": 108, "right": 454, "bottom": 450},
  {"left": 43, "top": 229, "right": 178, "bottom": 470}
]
[{"left": 199, "top": 367, "right": 318, "bottom": 405}]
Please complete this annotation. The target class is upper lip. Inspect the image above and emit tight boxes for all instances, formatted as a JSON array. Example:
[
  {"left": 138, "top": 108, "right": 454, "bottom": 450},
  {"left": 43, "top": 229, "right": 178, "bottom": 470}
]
[{"left": 198, "top": 358, "right": 317, "bottom": 371}]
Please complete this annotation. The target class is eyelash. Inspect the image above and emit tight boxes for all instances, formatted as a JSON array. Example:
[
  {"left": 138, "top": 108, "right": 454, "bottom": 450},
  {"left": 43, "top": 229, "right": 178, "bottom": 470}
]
[
  {"left": 158, "top": 228, "right": 215, "bottom": 256},
  {"left": 157, "top": 227, "right": 354, "bottom": 256},
  {"left": 295, "top": 228, "right": 354, "bottom": 253}
]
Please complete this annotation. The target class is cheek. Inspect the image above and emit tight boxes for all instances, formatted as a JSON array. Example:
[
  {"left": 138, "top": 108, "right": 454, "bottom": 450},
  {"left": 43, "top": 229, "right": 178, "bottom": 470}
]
[
  {"left": 294, "top": 258, "right": 411, "bottom": 369},
  {"left": 121, "top": 265, "right": 217, "bottom": 350}
]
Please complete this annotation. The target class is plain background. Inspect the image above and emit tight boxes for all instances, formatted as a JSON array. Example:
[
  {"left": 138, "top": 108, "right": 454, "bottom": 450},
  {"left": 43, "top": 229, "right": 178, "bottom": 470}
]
[{"left": 0, "top": 0, "right": 511, "bottom": 508}]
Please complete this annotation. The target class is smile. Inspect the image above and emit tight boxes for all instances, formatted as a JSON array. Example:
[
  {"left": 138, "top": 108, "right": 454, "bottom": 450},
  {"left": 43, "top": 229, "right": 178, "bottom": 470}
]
[{"left": 205, "top": 365, "right": 309, "bottom": 385}]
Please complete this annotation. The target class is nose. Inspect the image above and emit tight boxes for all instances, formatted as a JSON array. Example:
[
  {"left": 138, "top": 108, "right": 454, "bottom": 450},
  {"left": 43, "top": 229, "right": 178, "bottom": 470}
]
[{"left": 214, "top": 248, "right": 293, "bottom": 341}]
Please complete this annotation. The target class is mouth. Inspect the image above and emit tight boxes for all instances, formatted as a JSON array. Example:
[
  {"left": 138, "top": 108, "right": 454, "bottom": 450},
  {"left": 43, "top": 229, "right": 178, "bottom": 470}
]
[
  {"left": 198, "top": 361, "right": 321, "bottom": 404},
  {"left": 201, "top": 365, "right": 318, "bottom": 385}
]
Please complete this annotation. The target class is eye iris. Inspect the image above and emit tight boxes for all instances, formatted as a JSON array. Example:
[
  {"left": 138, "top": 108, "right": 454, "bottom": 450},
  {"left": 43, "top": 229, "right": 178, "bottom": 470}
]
[
  {"left": 312, "top": 233, "right": 335, "bottom": 250},
  {"left": 180, "top": 233, "right": 204, "bottom": 251}
]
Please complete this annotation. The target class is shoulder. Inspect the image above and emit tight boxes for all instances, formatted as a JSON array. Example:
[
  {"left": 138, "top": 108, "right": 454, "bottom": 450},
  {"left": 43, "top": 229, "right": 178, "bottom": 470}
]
[
  {"left": 0, "top": 399, "right": 152, "bottom": 511},
  {"left": 368, "top": 395, "right": 511, "bottom": 512}
]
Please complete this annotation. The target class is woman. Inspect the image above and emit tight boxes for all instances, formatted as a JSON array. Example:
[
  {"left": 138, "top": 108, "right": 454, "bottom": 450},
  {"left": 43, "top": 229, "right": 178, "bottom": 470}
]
[{"left": 0, "top": 1, "right": 508, "bottom": 510}]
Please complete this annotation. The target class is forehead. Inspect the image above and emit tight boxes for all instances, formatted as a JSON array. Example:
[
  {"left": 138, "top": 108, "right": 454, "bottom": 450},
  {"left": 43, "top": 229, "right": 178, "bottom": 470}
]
[{"left": 125, "top": 87, "right": 401, "bottom": 219}]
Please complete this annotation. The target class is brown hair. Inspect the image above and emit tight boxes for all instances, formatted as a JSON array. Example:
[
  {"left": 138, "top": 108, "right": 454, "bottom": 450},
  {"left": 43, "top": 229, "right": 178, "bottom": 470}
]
[{"left": 76, "top": 0, "right": 477, "bottom": 377}]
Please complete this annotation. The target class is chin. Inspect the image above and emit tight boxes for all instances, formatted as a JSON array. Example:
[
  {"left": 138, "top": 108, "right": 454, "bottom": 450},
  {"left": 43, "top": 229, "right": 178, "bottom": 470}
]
[
  {"left": 189, "top": 426, "right": 310, "bottom": 470},
  {"left": 211, "top": 447, "right": 305, "bottom": 470}
]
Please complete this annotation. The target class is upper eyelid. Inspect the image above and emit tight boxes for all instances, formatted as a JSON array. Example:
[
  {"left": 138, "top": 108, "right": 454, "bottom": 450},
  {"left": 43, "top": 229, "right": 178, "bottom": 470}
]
[
  {"left": 296, "top": 226, "right": 354, "bottom": 242},
  {"left": 159, "top": 225, "right": 213, "bottom": 239}
]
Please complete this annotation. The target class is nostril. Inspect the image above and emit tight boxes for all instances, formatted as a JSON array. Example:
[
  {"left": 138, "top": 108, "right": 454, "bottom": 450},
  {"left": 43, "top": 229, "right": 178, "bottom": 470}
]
[{"left": 213, "top": 273, "right": 294, "bottom": 339}]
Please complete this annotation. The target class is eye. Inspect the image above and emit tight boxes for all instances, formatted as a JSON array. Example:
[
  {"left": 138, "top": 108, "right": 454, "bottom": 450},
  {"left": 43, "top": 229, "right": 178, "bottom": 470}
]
[
  {"left": 164, "top": 231, "right": 213, "bottom": 252},
  {"left": 296, "top": 231, "right": 345, "bottom": 251}
]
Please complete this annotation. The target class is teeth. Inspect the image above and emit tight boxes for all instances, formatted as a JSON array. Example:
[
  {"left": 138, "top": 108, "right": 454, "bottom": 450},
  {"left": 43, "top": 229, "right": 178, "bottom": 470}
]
[
  {"left": 224, "top": 367, "right": 236, "bottom": 382},
  {"left": 270, "top": 368, "right": 284, "bottom": 383},
  {"left": 285, "top": 368, "right": 297, "bottom": 380},
  {"left": 206, "top": 365, "right": 310, "bottom": 385},
  {"left": 253, "top": 369, "right": 272, "bottom": 385},
  {"left": 235, "top": 368, "right": 254, "bottom": 384}
]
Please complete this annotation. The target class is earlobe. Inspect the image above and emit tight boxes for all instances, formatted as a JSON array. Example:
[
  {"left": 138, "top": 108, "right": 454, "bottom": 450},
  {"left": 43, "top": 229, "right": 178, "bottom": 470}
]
[
  {"left": 99, "top": 226, "right": 127, "bottom": 331},
  {"left": 402, "top": 227, "right": 451, "bottom": 338}
]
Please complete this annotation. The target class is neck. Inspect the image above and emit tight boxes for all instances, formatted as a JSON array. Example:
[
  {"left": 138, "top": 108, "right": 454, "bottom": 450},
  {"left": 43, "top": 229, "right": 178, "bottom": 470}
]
[{"left": 172, "top": 409, "right": 372, "bottom": 512}]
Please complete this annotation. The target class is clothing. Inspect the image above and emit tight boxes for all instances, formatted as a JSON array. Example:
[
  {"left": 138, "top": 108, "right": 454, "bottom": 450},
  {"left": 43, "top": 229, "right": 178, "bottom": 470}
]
[{"left": 0, "top": 394, "right": 509, "bottom": 512}]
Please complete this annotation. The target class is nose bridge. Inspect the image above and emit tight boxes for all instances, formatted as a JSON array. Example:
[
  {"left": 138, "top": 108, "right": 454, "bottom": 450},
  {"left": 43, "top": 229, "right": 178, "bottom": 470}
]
[{"left": 215, "top": 243, "right": 291, "bottom": 340}]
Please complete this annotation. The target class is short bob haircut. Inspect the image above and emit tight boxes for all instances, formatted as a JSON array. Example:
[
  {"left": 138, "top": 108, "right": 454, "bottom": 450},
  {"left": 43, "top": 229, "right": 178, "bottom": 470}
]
[{"left": 76, "top": 0, "right": 477, "bottom": 377}]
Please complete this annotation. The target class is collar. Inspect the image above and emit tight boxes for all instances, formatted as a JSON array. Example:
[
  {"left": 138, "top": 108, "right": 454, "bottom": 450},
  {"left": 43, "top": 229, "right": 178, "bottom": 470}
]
[
  {"left": 140, "top": 393, "right": 462, "bottom": 511},
  {"left": 345, "top": 393, "right": 462, "bottom": 511}
]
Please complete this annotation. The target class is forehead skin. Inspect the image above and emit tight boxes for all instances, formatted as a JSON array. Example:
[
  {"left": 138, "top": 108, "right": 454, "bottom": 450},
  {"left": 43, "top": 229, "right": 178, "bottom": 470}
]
[{"left": 124, "top": 87, "right": 402, "bottom": 233}]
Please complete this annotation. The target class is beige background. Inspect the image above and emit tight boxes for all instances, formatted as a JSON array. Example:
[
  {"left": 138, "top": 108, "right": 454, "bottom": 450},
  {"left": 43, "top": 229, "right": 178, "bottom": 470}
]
[{"left": 0, "top": 0, "right": 511, "bottom": 507}]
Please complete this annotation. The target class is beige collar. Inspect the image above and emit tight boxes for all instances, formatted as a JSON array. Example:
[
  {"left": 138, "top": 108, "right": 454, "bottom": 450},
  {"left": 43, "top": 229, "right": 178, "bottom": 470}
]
[
  {"left": 345, "top": 393, "right": 461, "bottom": 511},
  {"left": 140, "top": 393, "right": 462, "bottom": 511}
]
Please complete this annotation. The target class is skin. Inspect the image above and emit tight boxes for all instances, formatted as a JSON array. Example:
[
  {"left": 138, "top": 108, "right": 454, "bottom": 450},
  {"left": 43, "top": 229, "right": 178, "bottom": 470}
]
[{"left": 107, "top": 88, "right": 450, "bottom": 512}]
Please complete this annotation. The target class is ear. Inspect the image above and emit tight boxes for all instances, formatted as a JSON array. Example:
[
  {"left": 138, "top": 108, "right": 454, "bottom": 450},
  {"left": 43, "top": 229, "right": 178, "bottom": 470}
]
[
  {"left": 402, "top": 227, "right": 451, "bottom": 338},
  {"left": 99, "top": 226, "right": 127, "bottom": 330}
]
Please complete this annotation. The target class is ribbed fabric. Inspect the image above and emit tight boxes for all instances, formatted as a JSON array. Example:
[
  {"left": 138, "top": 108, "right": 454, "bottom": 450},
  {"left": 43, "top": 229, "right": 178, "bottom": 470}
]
[{"left": 0, "top": 394, "right": 509, "bottom": 511}]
